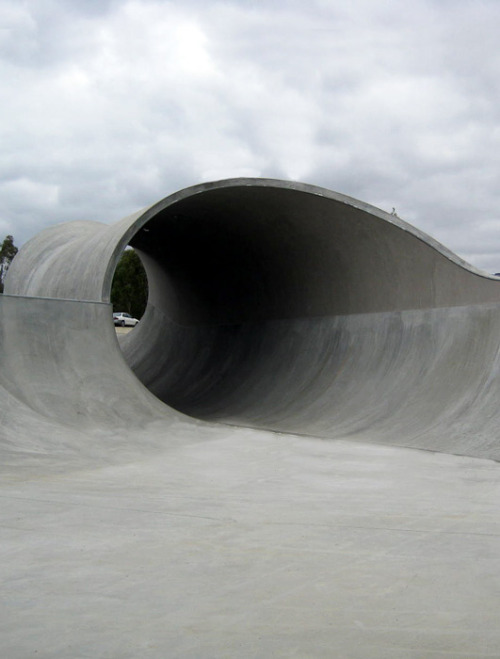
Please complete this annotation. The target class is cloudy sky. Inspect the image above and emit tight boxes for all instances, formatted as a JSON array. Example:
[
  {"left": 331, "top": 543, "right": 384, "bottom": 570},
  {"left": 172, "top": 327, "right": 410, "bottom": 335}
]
[{"left": 1, "top": 0, "right": 500, "bottom": 270}]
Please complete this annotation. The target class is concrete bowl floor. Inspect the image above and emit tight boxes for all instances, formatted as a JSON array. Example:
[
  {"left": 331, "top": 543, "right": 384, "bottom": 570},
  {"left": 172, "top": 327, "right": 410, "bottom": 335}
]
[{"left": 2, "top": 426, "right": 500, "bottom": 659}]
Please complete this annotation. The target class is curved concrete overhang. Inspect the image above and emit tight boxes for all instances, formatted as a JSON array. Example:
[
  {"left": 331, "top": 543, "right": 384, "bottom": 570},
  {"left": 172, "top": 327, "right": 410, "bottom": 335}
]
[
  {"left": 5, "top": 178, "right": 500, "bottom": 457},
  {"left": 6, "top": 178, "right": 500, "bottom": 312}
]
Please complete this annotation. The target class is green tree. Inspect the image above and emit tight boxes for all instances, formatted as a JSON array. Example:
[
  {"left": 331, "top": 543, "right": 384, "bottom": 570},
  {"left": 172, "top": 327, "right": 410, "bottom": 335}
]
[
  {"left": 0, "top": 235, "right": 18, "bottom": 294},
  {"left": 111, "top": 248, "right": 148, "bottom": 319}
]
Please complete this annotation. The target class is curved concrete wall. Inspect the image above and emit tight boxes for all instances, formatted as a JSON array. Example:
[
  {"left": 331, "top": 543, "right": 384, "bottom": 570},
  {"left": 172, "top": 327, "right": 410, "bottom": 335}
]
[
  {"left": 6, "top": 178, "right": 500, "bottom": 311},
  {"left": 4, "top": 178, "right": 500, "bottom": 459}
]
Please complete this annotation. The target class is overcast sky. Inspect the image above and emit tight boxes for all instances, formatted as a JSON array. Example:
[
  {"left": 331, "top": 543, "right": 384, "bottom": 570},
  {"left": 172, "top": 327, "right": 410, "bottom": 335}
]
[{"left": 1, "top": 0, "right": 500, "bottom": 271}]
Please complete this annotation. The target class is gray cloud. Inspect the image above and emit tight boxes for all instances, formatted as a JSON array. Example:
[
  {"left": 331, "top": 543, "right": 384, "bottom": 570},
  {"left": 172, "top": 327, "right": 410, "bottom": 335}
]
[{"left": 1, "top": 0, "right": 500, "bottom": 271}]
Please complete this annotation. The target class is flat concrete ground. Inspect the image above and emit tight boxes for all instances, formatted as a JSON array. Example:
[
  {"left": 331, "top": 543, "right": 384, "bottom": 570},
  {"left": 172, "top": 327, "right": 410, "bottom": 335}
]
[
  {"left": 115, "top": 326, "right": 135, "bottom": 335},
  {"left": 1, "top": 427, "right": 500, "bottom": 659}
]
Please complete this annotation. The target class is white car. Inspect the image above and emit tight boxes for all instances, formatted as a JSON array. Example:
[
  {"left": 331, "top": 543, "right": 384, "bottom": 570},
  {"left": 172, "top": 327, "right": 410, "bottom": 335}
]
[{"left": 113, "top": 312, "right": 139, "bottom": 327}]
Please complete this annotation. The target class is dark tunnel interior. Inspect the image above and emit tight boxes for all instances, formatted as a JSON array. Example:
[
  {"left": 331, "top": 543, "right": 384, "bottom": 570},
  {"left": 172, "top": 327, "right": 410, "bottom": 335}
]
[
  {"left": 116, "top": 184, "right": 476, "bottom": 422},
  {"left": 127, "top": 186, "right": 356, "bottom": 325},
  {"left": 120, "top": 186, "right": 357, "bottom": 419}
]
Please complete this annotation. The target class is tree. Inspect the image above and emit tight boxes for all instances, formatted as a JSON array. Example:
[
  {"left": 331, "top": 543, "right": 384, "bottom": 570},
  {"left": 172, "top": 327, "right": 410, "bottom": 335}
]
[
  {"left": 0, "top": 235, "right": 18, "bottom": 294},
  {"left": 110, "top": 248, "right": 148, "bottom": 319}
]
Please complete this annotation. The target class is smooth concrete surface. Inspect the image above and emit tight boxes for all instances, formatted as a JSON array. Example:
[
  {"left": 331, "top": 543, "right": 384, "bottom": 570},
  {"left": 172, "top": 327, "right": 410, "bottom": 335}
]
[
  {"left": 122, "top": 301, "right": 500, "bottom": 460},
  {"left": 6, "top": 179, "right": 500, "bottom": 313},
  {"left": 3, "top": 179, "right": 500, "bottom": 656},
  {"left": 6, "top": 178, "right": 500, "bottom": 459},
  {"left": 2, "top": 432, "right": 500, "bottom": 658}
]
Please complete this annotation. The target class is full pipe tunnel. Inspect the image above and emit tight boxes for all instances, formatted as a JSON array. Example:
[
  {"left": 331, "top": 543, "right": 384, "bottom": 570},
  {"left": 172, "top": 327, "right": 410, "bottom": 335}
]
[
  {"left": 110, "top": 180, "right": 500, "bottom": 429},
  {"left": 6, "top": 179, "right": 500, "bottom": 451}
]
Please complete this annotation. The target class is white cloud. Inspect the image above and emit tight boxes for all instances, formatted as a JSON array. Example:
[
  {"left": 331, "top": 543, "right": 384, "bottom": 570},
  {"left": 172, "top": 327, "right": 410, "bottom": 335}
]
[{"left": 0, "top": 178, "right": 59, "bottom": 206}]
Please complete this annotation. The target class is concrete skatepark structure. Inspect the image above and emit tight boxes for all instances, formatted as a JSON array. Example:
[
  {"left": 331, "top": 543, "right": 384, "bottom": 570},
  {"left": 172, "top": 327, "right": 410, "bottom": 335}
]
[{"left": 2, "top": 178, "right": 500, "bottom": 657}]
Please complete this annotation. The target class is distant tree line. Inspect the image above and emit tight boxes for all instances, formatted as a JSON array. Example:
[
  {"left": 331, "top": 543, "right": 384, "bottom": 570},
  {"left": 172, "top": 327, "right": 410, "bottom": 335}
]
[
  {"left": 111, "top": 248, "right": 148, "bottom": 319},
  {"left": 0, "top": 235, "right": 18, "bottom": 293}
]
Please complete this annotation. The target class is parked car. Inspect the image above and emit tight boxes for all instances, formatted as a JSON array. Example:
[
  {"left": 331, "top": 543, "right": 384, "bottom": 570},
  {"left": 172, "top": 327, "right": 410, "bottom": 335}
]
[{"left": 113, "top": 312, "right": 139, "bottom": 327}]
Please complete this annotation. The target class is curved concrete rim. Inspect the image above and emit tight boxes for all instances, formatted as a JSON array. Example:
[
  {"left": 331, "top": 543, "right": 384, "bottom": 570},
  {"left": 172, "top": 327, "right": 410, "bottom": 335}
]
[
  {"left": 4, "top": 177, "right": 500, "bottom": 460},
  {"left": 103, "top": 178, "right": 498, "bottom": 301}
]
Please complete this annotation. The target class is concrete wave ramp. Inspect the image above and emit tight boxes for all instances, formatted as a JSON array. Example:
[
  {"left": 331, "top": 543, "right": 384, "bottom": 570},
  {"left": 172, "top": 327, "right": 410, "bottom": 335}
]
[
  {"left": 3, "top": 178, "right": 500, "bottom": 461},
  {"left": 3, "top": 179, "right": 500, "bottom": 658}
]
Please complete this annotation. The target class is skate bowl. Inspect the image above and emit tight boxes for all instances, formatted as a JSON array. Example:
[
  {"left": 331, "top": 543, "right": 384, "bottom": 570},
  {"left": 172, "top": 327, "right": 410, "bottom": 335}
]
[
  {"left": 3, "top": 178, "right": 500, "bottom": 461},
  {"left": 3, "top": 178, "right": 500, "bottom": 658}
]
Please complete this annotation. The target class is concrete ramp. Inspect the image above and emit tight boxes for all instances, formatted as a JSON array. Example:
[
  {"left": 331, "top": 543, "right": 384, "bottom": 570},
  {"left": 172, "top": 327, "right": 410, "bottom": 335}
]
[
  {"left": 3, "top": 178, "right": 500, "bottom": 460},
  {"left": 3, "top": 179, "right": 500, "bottom": 658}
]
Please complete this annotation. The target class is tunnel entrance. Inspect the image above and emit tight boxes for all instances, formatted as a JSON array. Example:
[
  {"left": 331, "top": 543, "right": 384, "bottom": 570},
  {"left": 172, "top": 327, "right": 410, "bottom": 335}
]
[
  {"left": 111, "top": 246, "right": 149, "bottom": 322},
  {"left": 115, "top": 185, "right": 355, "bottom": 421},
  {"left": 110, "top": 181, "right": 471, "bottom": 425}
]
